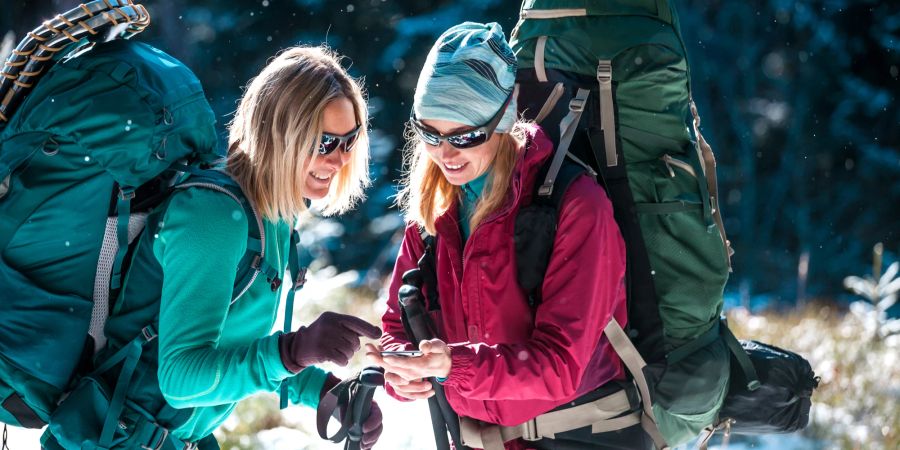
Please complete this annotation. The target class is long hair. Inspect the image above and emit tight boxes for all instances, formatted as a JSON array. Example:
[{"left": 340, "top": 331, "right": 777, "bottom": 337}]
[
  {"left": 397, "top": 121, "right": 528, "bottom": 234},
  {"left": 227, "top": 45, "right": 370, "bottom": 222}
]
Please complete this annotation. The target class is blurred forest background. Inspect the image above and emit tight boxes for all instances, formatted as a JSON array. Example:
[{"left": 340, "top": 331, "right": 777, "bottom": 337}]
[{"left": 1, "top": 0, "right": 898, "bottom": 449}]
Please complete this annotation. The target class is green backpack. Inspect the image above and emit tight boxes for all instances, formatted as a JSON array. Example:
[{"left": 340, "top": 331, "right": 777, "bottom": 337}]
[
  {"left": 510, "top": 0, "right": 759, "bottom": 447},
  {"left": 0, "top": 0, "right": 219, "bottom": 435}
]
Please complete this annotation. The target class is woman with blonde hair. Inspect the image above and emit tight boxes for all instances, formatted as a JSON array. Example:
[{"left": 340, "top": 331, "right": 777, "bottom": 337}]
[
  {"left": 44, "top": 46, "right": 383, "bottom": 450},
  {"left": 367, "top": 23, "right": 650, "bottom": 449}
]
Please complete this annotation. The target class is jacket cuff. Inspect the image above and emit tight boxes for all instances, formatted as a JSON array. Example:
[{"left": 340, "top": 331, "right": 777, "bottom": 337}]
[
  {"left": 278, "top": 332, "right": 305, "bottom": 374},
  {"left": 320, "top": 373, "right": 342, "bottom": 400},
  {"left": 441, "top": 344, "right": 475, "bottom": 389}
]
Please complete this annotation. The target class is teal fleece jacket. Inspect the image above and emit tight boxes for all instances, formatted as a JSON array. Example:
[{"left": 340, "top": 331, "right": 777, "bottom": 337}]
[{"left": 153, "top": 188, "right": 328, "bottom": 441}]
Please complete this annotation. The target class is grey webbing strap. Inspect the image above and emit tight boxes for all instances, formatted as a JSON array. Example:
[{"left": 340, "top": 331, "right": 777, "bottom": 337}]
[
  {"left": 535, "top": 82, "right": 564, "bottom": 124},
  {"left": 535, "top": 36, "right": 549, "bottom": 82},
  {"left": 520, "top": 8, "right": 588, "bottom": 19},
  {"left": 597, "top": 60, "right": 618, "bottom": 167},
  {"left": 90, "top": 212, "right": 147, "bottom": 353},
  {"left": 591, "top": 411, "right": 641, "bottom": 434},
  {"left": 539, "top": 88, "right": 590, "bottom": 197},
  {"left": 690, "top": 100, "right": 733, "bottom": 270},
  {"left": 459, "top": 389, "right": 636, "bottom": 448},
  {"left": 603, "top": 319, "right": 669, "bottom": 450}
]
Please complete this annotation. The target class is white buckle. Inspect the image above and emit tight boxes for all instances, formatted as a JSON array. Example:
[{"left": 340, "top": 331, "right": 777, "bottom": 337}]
[{"left": 521, "top": 418, "right": 541, "bottom": 441}]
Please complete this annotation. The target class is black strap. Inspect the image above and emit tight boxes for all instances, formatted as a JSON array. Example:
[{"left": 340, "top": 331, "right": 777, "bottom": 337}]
[
  {"left": 417, "top": 226, "right": 440, "bottom": 311},
  {"left": 1, "top": 392, "right": 45, "bottom": 429},
  {"left": 519, "top": 160, "right": 586, "bottom": 307},
  {"left": 316, "top": 368, "right": 385, "bottom": 450},
  {"left": 588, "top": 127, "right": 666, "bottom": 362}
]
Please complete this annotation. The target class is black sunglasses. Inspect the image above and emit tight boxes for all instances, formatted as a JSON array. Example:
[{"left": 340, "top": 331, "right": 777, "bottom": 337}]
[
  {"left": 319, "top": 124, "right": 362, "bottom": 155},
  {"left": 410, "top": 90, "right": 513, "bottom": 150}
]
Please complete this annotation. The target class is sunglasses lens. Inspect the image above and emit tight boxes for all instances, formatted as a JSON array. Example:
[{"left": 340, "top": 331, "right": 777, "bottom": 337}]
[
  {"left": 448, "top": 130, "right": 487, "bottom": 149},
  {"left": 319, "top": 135, "right": 339, "bottom": 155},
  {"left": 342, "top": 133, "right": 358, "bottom": 153},
  {"left": 413, "top": 123, "right": 440, "bottom": 146}
]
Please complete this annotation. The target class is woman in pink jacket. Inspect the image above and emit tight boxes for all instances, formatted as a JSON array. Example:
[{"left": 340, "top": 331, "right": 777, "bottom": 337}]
[{"left": 367, "top": 22, "right": 651, "bottom": 450}]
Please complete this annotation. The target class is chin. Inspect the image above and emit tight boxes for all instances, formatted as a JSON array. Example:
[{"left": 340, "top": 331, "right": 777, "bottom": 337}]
[{"left": 303, "top": 185, "right": 329, "bottom": 200}]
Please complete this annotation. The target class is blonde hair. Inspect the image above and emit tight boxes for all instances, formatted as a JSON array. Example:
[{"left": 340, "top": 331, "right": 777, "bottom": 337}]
[
  {"left": 398, "top": 122, "right": 528, "bottom": 234},
  {"left": 227, "top": 45, "right": 370, "bottom": 222}
]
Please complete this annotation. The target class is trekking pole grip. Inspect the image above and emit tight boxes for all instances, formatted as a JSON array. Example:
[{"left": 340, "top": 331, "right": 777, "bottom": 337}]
[{"left": 346, "top": 367, "right": 384, "bottom": 449}]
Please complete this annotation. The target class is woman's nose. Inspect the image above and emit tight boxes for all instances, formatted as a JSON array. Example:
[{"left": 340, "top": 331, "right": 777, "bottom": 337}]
[
  {"left": 437, "top": 141, "right": 460, "bottom": 159},
  {"left": 324, "top": 147, "right": 349, "bottom": 169}
]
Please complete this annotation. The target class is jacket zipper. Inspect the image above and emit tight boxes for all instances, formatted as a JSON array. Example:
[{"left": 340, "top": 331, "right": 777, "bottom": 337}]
[{"left": 177, "top": 182, "right": 264, "bottom": 303}]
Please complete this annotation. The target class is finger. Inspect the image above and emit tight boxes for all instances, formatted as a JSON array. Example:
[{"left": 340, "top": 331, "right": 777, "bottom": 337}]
[
  {"left": 365, "top": 347, "right": 386, "bottom": 366},
  {"left": 364, "top": 343, "right": 383, "bottom": 354},
  {"left": 384, "top": 371, "right": 409, "bottom": 386},
  {"left": 397, "top": 379, "right": 433, "bottom": 393},
  {"left": 418, "top": 339, "right": 447, "bottom": 355},
  {"left": 362, "top": 423, "right": 383, "bottom": 449},
  {"left": 362, "top": 403, "right": 382, "bottom": 433},
  {"left": 325, "top": 349, "right": 351, "bottom": 366},
  {"left": 335, "top": 335, "right": 360, "bottom": 354},
  {"left": 394, "top": 387, "right": 434, "bottom": 400},
  {"left": 337, "top": 316, "right": 383, "bottom": 339}
]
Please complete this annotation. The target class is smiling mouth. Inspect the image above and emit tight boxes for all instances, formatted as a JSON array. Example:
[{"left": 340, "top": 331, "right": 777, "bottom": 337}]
[
  {"left": 311, "top": 172, "right": 332, "bottom": 182},
  {"left": 443, "top": 162, "right": 467, "bottom": 172}
]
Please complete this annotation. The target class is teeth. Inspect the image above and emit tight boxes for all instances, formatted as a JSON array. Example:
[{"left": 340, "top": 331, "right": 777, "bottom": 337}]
[
  {"left": 312, "top": 172, "right": 331, "bottom": 181},
  {"left": 445, "top": 162, "right": 464, "bottom": 170}
]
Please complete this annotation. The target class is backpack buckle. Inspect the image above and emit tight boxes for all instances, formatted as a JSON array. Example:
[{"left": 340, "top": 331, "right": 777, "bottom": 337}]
[
  {"left": 293, "top": 267, "right": 308, "bottom": 291},
  {"left": 521, "top": 418, "right": 541, "bottom": 441},
  {"left": 141, "top": 325, "right": 158, "bottom": 342},
  {"left": 119, "top": 187, "right": 136, "bottom": 201},
  {"left": 568, "top": 96, "right": 586, "bottom": 113},
  {"left": 140, "top": 423, "right": 169, "bottom": 450}
]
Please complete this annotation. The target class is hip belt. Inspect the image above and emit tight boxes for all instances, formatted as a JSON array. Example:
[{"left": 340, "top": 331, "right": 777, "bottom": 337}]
[{"left": 459, "top": 388, "right": 640, "bottom": 450}]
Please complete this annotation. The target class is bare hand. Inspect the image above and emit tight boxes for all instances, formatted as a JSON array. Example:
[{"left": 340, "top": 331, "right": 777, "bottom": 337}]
[{"left": 366, "top": 339, "right": 451, "bottom": 382}]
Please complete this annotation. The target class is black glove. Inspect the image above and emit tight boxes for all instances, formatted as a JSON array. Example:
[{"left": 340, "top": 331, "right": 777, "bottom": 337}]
[
  {"left": 279, "top": 312, "right": 382, "bottom": 372},
  {"left": 358, "top": 400, "right": 383, "bottom": 449}
]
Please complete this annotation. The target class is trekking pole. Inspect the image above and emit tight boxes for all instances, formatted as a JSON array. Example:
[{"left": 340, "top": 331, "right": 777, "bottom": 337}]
[
  {"left": 316, "top": 366, "right": 385, "bottom": 450},
  {"left": 398, "top": 269, "right": 469, "bottom": 450},
  {"left": 345, "top": 367, "right": 384, "bottom": 450}
]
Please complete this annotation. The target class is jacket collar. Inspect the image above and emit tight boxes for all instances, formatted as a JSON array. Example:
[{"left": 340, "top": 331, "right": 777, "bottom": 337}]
[{"left": 433, "top": 123, "right": 554, "bottom": 237}]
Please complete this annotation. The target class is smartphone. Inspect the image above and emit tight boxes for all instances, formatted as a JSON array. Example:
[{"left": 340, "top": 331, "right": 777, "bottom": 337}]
[{"left": 380, "top": 350, "right": 423, "bottom": 357}]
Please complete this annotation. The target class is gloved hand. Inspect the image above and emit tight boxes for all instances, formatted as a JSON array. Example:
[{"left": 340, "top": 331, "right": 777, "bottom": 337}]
[
  {"left": 320, "top": 373, "right": 384, "bottom": 450},
  {"left": 358, "top": 400, "right": 383, "bottom": 449},
  {"left": 279, "top": 312, "right": 382, "bottom": 372}
]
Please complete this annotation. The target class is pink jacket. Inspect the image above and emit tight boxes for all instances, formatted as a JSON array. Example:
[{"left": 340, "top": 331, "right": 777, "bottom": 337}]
[{"left": 381, "top": 124, "right": 628, "bottom": 445}]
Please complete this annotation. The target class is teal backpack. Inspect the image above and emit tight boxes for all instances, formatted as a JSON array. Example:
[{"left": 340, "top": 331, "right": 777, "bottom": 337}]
[
  {"left": 1, "top": 4, "right": 310, "bottom": 448},
  {"left": 509, "top": 0, "right": 761, "bottom": 447},
  {"left": 0, "top": 1, "right": 232, "bottom": 446}
]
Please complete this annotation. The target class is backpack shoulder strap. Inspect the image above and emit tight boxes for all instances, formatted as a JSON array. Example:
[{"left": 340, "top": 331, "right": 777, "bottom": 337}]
[
  {"left": 173, "top": 169, "right": 268, "bottom": 304},
  {"left": 548, "top": 161, "right": 586, "bottom": 213},
  {"left": 416, "top": 225, "right": 440, "bottom": 311},
  {"left": 517, "top": 160, "right": 586, "bottom": 307}
]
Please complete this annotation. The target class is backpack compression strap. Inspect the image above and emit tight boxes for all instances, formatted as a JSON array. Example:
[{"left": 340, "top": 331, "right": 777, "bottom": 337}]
[
  {"left": 280, "top": 228, "right": 309, "bottom": 409},
  {"left": 0, "top": 0, "right": 150, "bottom": 124}
]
